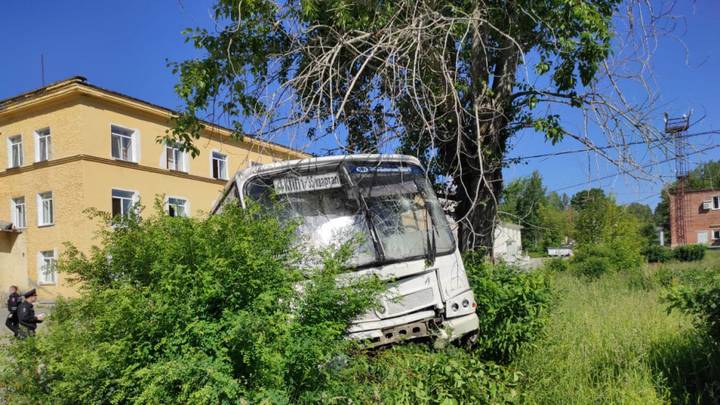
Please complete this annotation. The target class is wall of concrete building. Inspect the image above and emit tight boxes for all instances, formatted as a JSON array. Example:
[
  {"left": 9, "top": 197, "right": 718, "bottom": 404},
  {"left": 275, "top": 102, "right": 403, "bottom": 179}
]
[
  {"left": 0, "top": 79, "right": 308, "bottom": 301},
  {"left": 0, "top": 232, "right": 27, "bottom": 292}
]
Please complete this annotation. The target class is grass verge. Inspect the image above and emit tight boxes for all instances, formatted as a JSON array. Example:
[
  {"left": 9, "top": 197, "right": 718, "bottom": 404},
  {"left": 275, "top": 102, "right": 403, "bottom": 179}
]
[{"left": 513, "top": 263, "right": 720, "bottom": 404}]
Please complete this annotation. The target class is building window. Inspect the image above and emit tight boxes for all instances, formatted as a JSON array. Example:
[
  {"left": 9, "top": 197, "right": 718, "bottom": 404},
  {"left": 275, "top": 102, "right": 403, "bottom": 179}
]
[
  {"left": 8, "top": 135, "right": 23, "bottom": 168},
  {"left": 37, "top": 192, "right": 54, "bottom": 226},
  {"left": 38, "top": 250, "right": 57, "bottom": 285},
  {"left": 167, "top": 197, "right": 188, "bottom": 217},
  {"left": 111, "top": 125, "right": 135, "bottom": 162},
  {"left": 111, "top": 189, "right": 137, "bottom": 218},
  {"left": 166, "top": 143, "right": 186, "bottom": 172},
  {"left": 714, "top": 196, "right": 720, "bottom": 210},
  {"left": 714, "top": 230, "right": 720, "bottom": 240},
  {"left": 35, "top": 128, "right": 51, "bottom": 162},
  {"left": 11, "top": 197, "right": 26, "bottom": 229},
  {"left": 211, "top": 152, "right": 228, "bottom": 180}
]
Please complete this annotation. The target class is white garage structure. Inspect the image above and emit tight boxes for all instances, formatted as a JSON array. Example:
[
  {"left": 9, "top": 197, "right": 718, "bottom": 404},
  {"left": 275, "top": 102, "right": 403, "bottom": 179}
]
[{"left": 493, "top": 222, "right": 524, "bottom": 263}]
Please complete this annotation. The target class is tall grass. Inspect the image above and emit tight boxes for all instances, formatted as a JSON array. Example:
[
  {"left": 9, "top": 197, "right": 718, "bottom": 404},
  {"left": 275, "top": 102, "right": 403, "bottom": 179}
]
[{"left": 513, "top": 252, "right": 720, "bottom": 404}]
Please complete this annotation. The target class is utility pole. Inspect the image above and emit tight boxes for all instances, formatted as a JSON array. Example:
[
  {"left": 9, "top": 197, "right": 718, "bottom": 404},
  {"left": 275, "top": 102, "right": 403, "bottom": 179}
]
[
  {"left": 664, "top": 112, "right": 691, "bottom": 246},
  {"left": 40, "top": 54, "right": 46, "bottom": 86}
]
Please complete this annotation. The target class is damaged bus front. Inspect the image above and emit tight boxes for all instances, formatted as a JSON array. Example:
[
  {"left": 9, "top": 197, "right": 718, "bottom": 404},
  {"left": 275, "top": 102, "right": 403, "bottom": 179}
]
[{"left": 212, "top": 155, "right": 479, "bottom": 346}]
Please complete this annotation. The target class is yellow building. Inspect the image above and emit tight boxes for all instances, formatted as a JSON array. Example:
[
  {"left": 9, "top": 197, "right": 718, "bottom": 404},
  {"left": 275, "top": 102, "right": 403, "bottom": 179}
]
[{"left": 0, "top": 77, "right": 307, "bottom": 301}]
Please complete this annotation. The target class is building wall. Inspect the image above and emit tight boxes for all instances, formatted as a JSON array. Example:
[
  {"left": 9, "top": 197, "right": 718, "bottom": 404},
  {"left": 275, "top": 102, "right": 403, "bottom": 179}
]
[
  {"left": 493, "top": 223, "right": 523, "bottom": 261},
  {"left": 0, "top": 97, "right": 84, "bottom": 168},
  {"left": 76, "top": 97, "right": 286, "bottom": 178},
  {"left": 670, "top": 190, "right": 720, "bottom": 247},
  {"left": 0, "top": 161, "right": 87, "bottom": 298},
  {"left": 0, "top": 84, "right": 306, "bottom": 301},
  {"left": 0, "top": 232, "right": 27, "bottom": 291}
]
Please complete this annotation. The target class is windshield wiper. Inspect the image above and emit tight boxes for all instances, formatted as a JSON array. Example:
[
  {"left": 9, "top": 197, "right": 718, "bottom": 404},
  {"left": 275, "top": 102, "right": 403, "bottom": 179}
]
[
  {"left": 424, "top": 201, "right": 437, "bottom": 266},
  {"left": 339, "top": 164, "right": 386, "bottom": 263}
]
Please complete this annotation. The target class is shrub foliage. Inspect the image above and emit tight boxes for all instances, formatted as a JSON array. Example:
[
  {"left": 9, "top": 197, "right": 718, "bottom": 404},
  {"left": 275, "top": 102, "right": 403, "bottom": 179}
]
[
  {"left": 0, "top": 205, "right": 384, "bottom": 403},
  {"left": 666, "top": 269, "right": 720, "bottom": 341},
  {"left": 643, "top": 245, "right": 672, "bottom": 263},
  {"left": 672, "top": 244, "right": 706, "bottom": 262},
  {"left": 570, "top": 243, "right": 643, "bottom": 279},
  {"left": 464, "top": 253, "right": 554, "bottom": 363}
]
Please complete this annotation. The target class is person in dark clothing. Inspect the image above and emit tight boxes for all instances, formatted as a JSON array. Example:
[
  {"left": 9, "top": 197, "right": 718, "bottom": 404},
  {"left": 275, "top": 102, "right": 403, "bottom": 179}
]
[
  {"left": 5, "top": 285, "right": 21, "bottom": 336},
  {"left": 17, "top": 289, "right": 44, "bottom": 338}
]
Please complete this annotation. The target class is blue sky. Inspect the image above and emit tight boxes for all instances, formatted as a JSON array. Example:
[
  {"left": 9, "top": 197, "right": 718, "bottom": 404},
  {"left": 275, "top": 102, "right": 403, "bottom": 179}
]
[{"left": 1, "top": 0, "right": 718, "bottom": 209}]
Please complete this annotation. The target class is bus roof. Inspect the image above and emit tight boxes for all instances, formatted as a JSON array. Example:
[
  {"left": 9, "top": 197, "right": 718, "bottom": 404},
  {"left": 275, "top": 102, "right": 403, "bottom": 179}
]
[{"left": 211, "top": 154, "right": 423, "bottom": 213}]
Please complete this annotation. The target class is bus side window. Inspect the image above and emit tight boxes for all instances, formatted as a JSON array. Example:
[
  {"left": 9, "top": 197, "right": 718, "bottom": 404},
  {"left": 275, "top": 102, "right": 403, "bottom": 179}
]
[{"left": 216, "top": 183, "right": 240, "bottom": 213}]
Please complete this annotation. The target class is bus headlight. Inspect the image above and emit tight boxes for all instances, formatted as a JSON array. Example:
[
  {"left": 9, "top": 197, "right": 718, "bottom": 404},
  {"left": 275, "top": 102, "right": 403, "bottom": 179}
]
[{"left": 445, "top": 290, "right": 476, "bottom": 318}]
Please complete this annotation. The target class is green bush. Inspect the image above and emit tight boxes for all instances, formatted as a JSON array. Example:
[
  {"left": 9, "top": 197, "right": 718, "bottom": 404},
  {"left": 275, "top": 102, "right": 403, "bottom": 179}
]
[
  {"left": 666, "top": 269, "right": 720, "bottom": 341},
  {"left": 0, "top": 204, "right": 384, "bottom": 403},
  {"left": 570, "top": 241, "right": 643, "bottom": 279},
  {"left": 672, "top": 244, "right": 706, "bottom": 262},
  {"left": 464, "top": 252, "right": 554, "bottom": 363},
  {"left": 643, "top": 245, "right": 672, "bottom": 263},
  {"left": 546, "top": 258, "right": 569, "bottom": 272},
  {"left": 318, "top": 345, "right": 523, "bottom": 403},
  {"left": 573, "top": 255, "right": 611, "bottom": 279}
]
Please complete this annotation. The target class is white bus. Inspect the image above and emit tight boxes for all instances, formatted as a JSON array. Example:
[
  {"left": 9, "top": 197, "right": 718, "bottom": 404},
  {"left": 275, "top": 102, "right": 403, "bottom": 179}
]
[{"left": 212, "top": 154, "right": 479, "bottom": 347}]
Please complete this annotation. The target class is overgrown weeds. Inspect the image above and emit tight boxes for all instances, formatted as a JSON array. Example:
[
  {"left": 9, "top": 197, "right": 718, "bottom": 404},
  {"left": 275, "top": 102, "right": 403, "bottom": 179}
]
[{"left": 514, "top": 251, "right": 720, "bottom": 404}]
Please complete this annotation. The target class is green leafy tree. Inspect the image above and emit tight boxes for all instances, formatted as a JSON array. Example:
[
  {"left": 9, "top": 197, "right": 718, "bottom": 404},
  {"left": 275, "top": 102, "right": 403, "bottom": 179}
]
[
  {"left": 572, "top": 189, "right": 609, "bottom": 244},
  {"left": 500, "top": 171, "right": 547, "bottom": 252},
  {"left": 655, "top": 190, "right": 670, "bottom": 244},
  {"left": 547, "top": 192, "right": 570, "bottom": 211},
  {"left": 570, "top": 188, "right": 607, "bottom": 211},
  {"left": 539, "top": 201, "right": 572, "bottom": 250},
  {"left": 625, "top": 202, "right": 657, "bottom": 247},
  {"left": 571, "top": 191, "right": 643, "bottom": 274},
  {"left": 625, "top": 203, "right": 653, "bottom": 224},
  {"left": 169, "top": 0, "right": 670, "bottom": 254}
]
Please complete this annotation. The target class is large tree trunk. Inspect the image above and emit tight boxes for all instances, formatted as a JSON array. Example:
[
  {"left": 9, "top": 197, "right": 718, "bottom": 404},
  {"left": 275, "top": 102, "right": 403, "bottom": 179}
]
[
  {"left": 456, "top": 162, "right": 503, "bottom": 257},
  {"left": 451, "top": 6, "right": 518, "bottom": 257}
]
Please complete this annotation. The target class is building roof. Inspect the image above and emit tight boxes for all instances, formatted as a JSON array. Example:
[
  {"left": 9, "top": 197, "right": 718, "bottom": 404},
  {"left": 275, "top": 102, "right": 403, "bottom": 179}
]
[
  {"left": 0, "top": 76, "right": 308, "bottom": 158},
  {"left": 668, "top": 187, "right": 720, "bottom": 195}
]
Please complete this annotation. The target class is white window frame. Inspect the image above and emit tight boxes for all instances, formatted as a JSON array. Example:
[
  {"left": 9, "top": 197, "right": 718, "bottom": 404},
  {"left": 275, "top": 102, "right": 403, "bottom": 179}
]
[
  {"left": 210, "top": 151, "right": 228, "bottom": 180},
  {"left": 11, "top": 197, "right": 26, "bottom": 229},
  {"left": 110, "top": 124, "right": 140, "bottom": 163},
  {"left": 7, "top": 135, "right": 23, "bottom": 168},
  {"left": 165, "top": 142, "right": 188, "bottom": 172},
  {"left": 713, "top": 196, "right": 720, "bottom": 210},
  {"left": 37, "top": 249, "right": 57, "bottom": 285},
  {"left": 111, "top": 188, "right": 139, "bottom": 218},
  {"left": 36, "top": 192, "right": 54, "bottom": 227},
  {"left": 34, "top": 127, "right": 51, "bottom": 162},
  {"left": 166, "top": 196, "right": 189, "bottom": 218},
  {"left": 713, "top": 230, "right": 720, "bottom": 240}
]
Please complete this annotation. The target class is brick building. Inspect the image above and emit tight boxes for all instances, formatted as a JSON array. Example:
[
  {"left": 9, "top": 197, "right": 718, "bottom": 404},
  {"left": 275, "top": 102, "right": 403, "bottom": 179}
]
[{"left": 669, "top": 189, "right": 720, "bottom": 247}]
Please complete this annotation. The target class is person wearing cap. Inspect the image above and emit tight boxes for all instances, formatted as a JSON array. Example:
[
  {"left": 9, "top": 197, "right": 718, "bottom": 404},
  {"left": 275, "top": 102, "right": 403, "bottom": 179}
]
[
  {"left": 17, "top": 289, "right": 44, "bottom": 338},
  {"left": 5, "top": 285, "right": 21, "bottom": 336}
]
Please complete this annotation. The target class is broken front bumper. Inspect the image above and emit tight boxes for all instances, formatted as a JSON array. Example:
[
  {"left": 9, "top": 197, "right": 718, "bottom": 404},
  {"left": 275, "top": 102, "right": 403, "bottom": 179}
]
[{"left": 347, "top": 311, "right": 479, "bottom": 347}]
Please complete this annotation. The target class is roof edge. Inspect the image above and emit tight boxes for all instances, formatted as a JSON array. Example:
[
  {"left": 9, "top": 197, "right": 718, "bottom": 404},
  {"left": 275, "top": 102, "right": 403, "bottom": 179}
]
[{"left": 0, "top": 76, "right": 308, "bottom": 158}]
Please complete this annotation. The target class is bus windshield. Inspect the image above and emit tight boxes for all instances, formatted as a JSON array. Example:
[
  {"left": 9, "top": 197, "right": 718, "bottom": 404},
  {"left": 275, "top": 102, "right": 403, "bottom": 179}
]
[{"left": 244, "top": 162, "right": 455, "bottom": 268}]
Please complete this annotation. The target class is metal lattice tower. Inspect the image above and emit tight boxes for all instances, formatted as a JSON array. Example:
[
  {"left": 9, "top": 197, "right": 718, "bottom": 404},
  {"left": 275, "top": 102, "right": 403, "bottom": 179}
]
[{"left": 664, "top": 112, "right": 691, "bottom": 246}]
